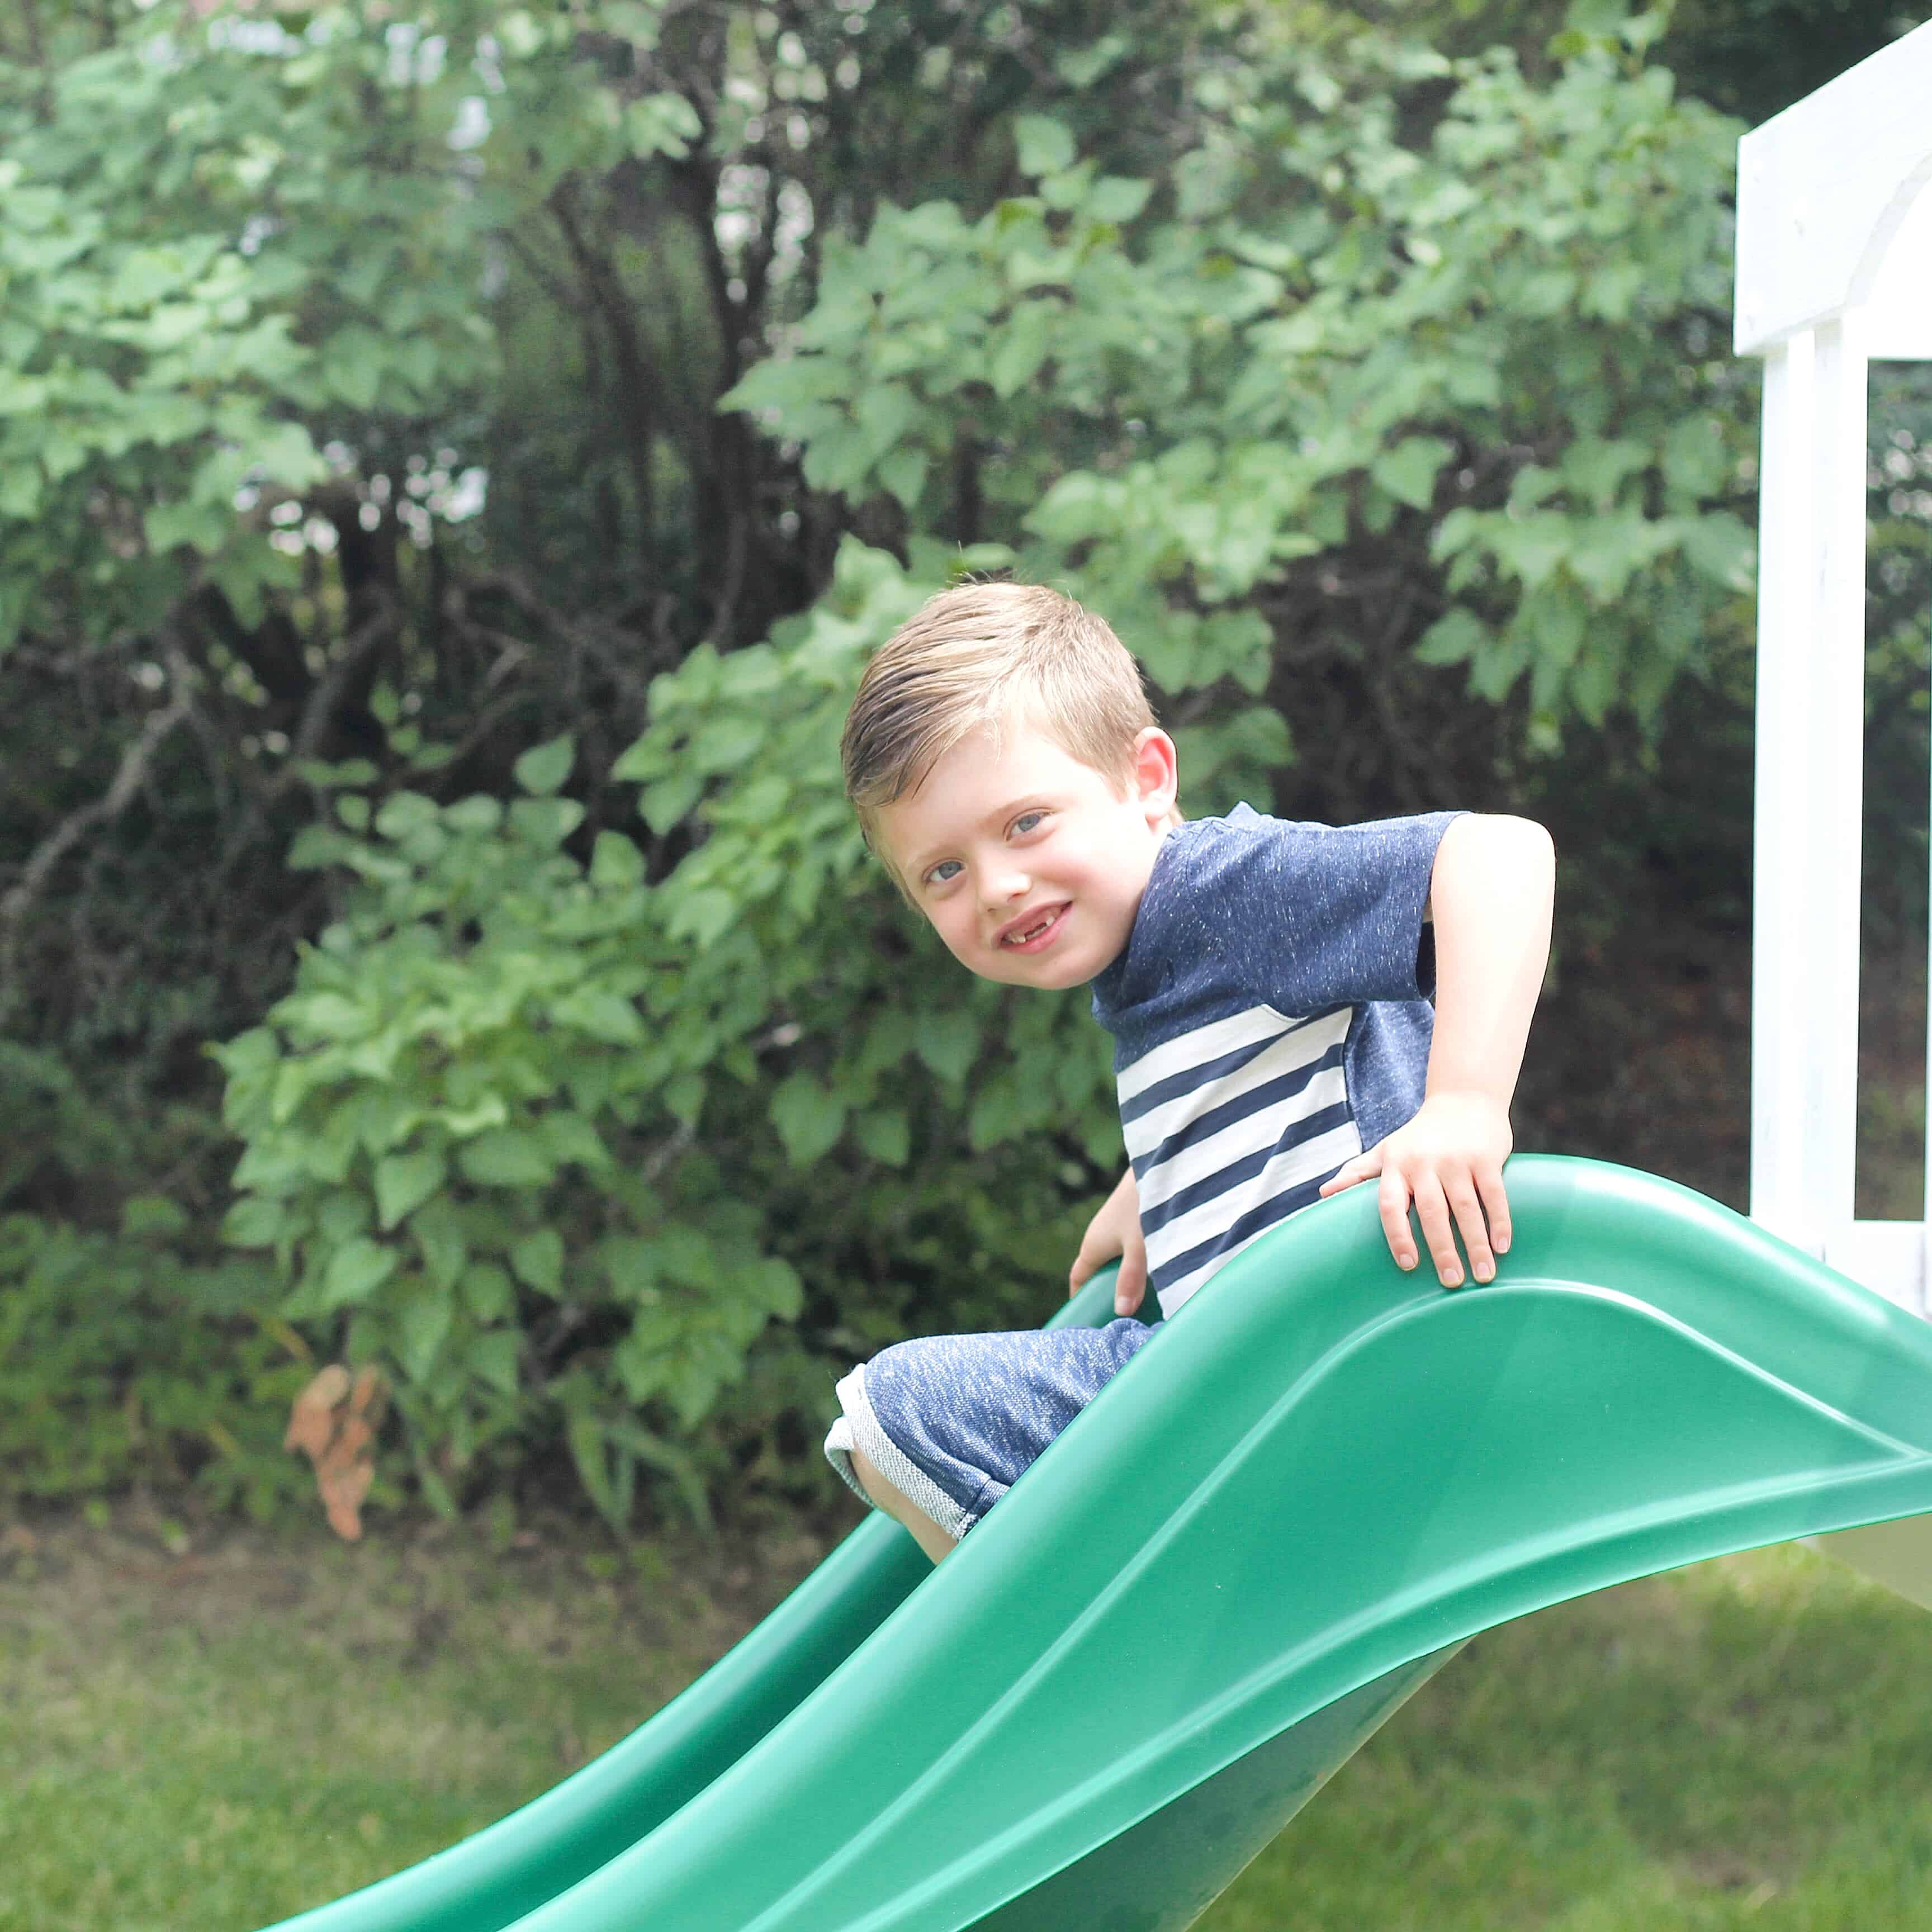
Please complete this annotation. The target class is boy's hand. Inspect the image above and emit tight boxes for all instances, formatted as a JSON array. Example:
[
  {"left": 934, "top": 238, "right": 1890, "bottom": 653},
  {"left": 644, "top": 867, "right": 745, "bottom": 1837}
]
[
  {"left": 1069, "top": 1167, "right": 1149, "bottom": 1317},
  {"left": 1318, "top": 1090, "right": 1512, "bottom": 1289}
]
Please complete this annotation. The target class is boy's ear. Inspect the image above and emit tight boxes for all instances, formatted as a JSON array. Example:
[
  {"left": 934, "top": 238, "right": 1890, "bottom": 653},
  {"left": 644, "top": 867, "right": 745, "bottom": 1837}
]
[{"left": 1131, "top": 727, "right": 1180, "bottom": 825}]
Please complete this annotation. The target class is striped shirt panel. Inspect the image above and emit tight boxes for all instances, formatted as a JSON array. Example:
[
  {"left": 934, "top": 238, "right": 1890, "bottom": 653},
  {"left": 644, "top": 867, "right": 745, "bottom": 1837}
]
[
  {"left": 1119, "top": 1005, "right": 1362, "bottom": 1315},
  {"left": 1149, "top": 1154, "right": 1354, "bottom": 1313}
]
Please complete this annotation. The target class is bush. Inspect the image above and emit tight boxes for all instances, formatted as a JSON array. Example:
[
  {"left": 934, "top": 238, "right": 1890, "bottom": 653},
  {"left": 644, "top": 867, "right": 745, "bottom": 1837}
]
[{"left": 0, "top": 1208, "right": 306, "bottom": 1517}]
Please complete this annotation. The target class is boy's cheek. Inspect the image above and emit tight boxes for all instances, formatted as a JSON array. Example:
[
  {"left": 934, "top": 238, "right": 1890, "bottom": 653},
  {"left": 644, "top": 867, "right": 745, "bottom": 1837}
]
[{"left": 928, "top": 912, "right": 987, "bottom": 974}]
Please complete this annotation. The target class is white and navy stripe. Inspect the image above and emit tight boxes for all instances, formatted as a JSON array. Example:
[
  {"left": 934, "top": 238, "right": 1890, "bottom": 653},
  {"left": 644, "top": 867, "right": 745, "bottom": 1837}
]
[{"left": 1120, "top": 1003, "right": 1360, "bottom": 1316}]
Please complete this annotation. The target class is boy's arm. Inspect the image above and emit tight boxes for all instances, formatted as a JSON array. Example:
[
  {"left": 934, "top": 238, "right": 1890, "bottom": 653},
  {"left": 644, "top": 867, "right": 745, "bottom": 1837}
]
[{"left": 1318, "top": 813, "right": 1554, "bottom": 1288}]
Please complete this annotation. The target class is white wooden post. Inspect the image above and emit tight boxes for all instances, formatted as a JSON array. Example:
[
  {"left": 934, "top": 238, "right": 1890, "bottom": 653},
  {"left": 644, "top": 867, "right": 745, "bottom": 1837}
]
[
  {"left": 1806, "top": 312, "right": 1869, "bottom": 1257},
  {"left": 1736, "top": 21, "right": 1932, "bottom": 1312},
  {"left": 1748, "top": 331, "right": 1816, "bottom": 1252}
]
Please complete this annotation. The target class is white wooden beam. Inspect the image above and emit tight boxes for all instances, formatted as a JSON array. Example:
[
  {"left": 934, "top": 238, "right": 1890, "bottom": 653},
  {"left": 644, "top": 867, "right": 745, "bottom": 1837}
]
[
  {"left": 1736, "top": 18, "right": 1932, "bottom": 355},
  {"left": 1737, "top": 30, "right": 1932, "bottom": 1308},
  {"left": 1867, "top": 179, "right": 1932, "bottom": 362}
]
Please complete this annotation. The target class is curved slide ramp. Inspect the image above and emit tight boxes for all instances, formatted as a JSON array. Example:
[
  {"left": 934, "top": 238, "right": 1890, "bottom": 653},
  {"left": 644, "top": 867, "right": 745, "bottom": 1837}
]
[{"left": 268, "top": 1157, "right": 1932, "bottom": 1932}]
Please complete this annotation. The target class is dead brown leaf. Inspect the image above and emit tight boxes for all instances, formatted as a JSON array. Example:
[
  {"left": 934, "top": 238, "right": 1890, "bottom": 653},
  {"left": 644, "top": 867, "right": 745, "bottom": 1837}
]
[{"left": 285, "top": 1365, "right": 387, "bottom": 1541}]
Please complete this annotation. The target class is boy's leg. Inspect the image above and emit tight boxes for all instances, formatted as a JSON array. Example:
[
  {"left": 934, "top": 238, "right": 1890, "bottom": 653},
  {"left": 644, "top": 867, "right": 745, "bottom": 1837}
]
[{"left": 849, "top": 1446, "right": 957, "bottom": 1564}]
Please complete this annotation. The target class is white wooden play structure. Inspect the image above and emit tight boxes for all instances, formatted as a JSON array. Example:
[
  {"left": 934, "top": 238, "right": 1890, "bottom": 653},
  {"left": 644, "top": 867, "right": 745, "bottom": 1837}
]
[{"left": 1736, "top": 20, "right": 1932, "bottom": 1311}]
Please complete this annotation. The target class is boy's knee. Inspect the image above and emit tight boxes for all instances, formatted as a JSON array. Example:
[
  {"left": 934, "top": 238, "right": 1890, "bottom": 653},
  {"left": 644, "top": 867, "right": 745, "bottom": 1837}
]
[
  {"left": 849, "top": 1447, "right": 956, "bottom": 1563},
  {"left": 850, "top": 1446, "right": 913, "bottom": 1519}
]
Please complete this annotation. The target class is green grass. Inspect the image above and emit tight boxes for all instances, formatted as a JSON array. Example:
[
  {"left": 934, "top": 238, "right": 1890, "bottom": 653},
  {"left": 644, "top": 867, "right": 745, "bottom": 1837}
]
[
  {"left": 0, "top": 1508, "right": 827, "bottom": 1932},
  {"left": 1208, "top": 1546, "right": 1932, "bottom": 1930},
  {"left": 5, "top": 1511, "right": 1932, "bottom": 1930}
]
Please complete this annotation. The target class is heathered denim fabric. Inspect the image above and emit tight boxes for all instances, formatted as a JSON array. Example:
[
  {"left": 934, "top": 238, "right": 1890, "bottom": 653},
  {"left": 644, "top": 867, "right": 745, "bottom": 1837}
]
[
  {"left": 1090, "top": 804, "right": 1462, "bottom": 1155},
  {"left": 827, "top": 1320, "right": 1153, "bottom": 1536}
]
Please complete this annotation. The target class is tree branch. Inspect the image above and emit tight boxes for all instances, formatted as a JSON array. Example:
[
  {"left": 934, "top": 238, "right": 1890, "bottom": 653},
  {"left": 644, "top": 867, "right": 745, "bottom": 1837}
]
[
  {"left": 0, "top": 672, "right": 195, "bottom": 1013},
  {"left": 550, "top": 179, "right": 660, "bottom": 568},
  {"left": 289, "top": 598, "right": 399, "bottom": 767}
]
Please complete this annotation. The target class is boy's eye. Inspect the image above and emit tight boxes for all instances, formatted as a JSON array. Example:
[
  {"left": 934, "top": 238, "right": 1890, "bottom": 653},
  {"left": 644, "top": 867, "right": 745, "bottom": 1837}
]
[
  {"left": 1011, "top": 811, "right": 1045, "bottom": 837},
  {"left": 925, "top": 859, "right": 963, "bottom": 887}
]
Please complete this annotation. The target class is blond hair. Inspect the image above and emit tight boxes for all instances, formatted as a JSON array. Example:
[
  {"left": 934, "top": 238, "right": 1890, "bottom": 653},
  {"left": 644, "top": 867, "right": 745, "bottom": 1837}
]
[{"left": 841, "top": 580, "right": 1158, "bottom": 841}]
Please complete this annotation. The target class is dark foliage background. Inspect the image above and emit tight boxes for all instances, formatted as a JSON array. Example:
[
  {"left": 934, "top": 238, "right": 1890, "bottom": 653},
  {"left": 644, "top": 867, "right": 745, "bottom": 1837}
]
[{"left": 1, "top": 0, "right": 1928, "bottom": 1531}]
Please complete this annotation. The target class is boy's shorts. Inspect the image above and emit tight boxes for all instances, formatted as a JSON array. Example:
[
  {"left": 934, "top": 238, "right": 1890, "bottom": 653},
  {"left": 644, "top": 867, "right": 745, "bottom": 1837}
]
[{"left": 823, "top": 1318, "right": 1153, "bottom": 1540}]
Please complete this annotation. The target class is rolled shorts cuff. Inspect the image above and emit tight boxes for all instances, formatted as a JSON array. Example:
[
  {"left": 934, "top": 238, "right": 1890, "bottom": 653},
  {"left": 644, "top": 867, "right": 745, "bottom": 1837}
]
[{"left": 823, "top": 1365, "right": 978, "bottom": 1541}]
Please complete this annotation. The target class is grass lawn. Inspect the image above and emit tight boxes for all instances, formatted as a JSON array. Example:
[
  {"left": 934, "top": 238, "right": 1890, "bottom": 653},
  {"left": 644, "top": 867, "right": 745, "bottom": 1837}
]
[{"left": 5, "top": 1507, "right": 1932, "bottom": 1931}]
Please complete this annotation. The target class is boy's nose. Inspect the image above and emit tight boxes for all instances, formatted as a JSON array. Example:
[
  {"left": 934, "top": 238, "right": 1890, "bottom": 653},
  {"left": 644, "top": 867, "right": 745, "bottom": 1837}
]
[{"left": 979, "top": 863, "right": 1030, "bottom": 907}]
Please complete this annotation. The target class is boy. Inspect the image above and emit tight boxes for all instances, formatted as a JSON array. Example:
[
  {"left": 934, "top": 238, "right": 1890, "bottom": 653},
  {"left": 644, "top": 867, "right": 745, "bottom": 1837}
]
[{"left": 824, "top": 581, "right": 1554, "bottom": 1563}]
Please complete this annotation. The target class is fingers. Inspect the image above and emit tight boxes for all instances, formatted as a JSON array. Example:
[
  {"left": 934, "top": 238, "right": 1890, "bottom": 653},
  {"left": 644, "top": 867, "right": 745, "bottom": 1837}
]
[
  {"left": 1342, "top": 1125, "right": 1512, "bottom": 1289},
  {"left": 1446, "top": 1164, "right": 1495, "bottom": 1284},
  {"left": 1475, "top": 1162, "right": 1511, "bottom": 1258},
  {"left": 1068, "top": 1225, "right": 1109, "bottom": 1297},
  {"left": 1071, "top": 1185, "right": 1134, "bottom": 1299},
  {"left": 1319, "top": 1147, "right": 1382, "bottom": 1197},
  {"left": 1410, "top": 1168, "right": 1465, "bottom": 1287},
  {"left": 1114, "top": 1232, "right": 1148, "bottom": 1318},
  {"left": 1405, "top": 1161, "right": 1507, "bottom": 1288},
  {"left": 1378, "top": 1163, "right": 1418, "bottom": 1272}
]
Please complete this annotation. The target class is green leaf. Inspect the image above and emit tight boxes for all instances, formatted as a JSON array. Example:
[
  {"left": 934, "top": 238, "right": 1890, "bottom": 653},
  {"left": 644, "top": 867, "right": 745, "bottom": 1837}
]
[
  {"left": 510, "top": 1228, "right": 564, "bottom": 1295},
  {"left": 968, "top": 1073, "right": 1039, "bottom": 1151},
  {"left": 442, "top": 796, "right": 503, "bottom": 834},
  {"left": 1371, "top": 438, "right": 1453, "bottom": 512},
  {"left": 769, "top": 1072, "right": 846, "bottom": 1167},
  {"left": 663, "top": 1071, "right": 706, "bottom": 1128},
  {"left": 1414, "top": 608, "right": 1489, "bottom": 667},
  {"left": 537, "top": 1111, "right": 610, "bottom": 1171},
  {"left": 411, "top": 1197, "right": 468, "bottom": 1292},
  {"left": 565, "top": 1415, "right": 631, "bottom": 1533},
  {"left": 461, "top": 1263, "right": 514, "bottom": 1322},
  {"left": 468, "top": 1329, "right": 520, "bottom": 1395},
  {"left": 223, "top": 1196, "right": 286, "bottom": 1249},
  {"left": 1086, "top": 176, "right": 1154, "bottom": 225},
  {"left": 457, "top": 1129, "right": 558, "bottom": 1188},
  {"left": 989, "top": 304, "right": 1057, "bottom": 400},
  {"left": 373, "top": 790, "right": 439, "bottom": 840},
  {"left": 0, "top": 462, "right": 43, "bottom": 520},
  {"left": 552, "top": 989, "right": 645, "bottom": 1045},
  {"left": 916, "top": 1008, "right": 981, "bottom": 1084},
  {"left": 876, "top": 446, "right": 929, "bottom": 509},
  {"left": 394, "top": 1284, "right": 452, "bottom": 1382},
  {"left": 624, "top": 92, "right": 701, "bottom": 160},
  {"left": 666, "top": 887, "right": 738, "bottom": 948},
  {"left": 514, "top": 735, "right": 576, "bottom": 795},
  {"left": 1015, "top": 115, "right": 1076, "bottom": 179},
  {"left": 854, "top": 1109, "right": 910, "bottom": 1167},
  {"left": 375, "top": 1149, "right": 446, "bottom": 1230},
  {"left": 320, "top": 1238, "right": 398, "bottom": 1309},
  {"left": 640, "top": 770, "right": 704, "bottom": 835},
  {"left": 121, "top": 1194, "right": 188, "bottom": 1239},
  {"left": 509, "top": 797, "right": 586, "bottom": 847},
  {"left": 1057, "top": 34, "right": 1128, "bottom": 87},
  {"left": 590, "top": 831, "right": 645, "bottom": 888}
]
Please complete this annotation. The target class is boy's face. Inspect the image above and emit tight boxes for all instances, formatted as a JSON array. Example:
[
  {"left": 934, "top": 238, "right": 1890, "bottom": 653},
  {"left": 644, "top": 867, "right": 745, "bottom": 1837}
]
[{"left": 874, "top": 718, "right": 1179, "bottom": 990}]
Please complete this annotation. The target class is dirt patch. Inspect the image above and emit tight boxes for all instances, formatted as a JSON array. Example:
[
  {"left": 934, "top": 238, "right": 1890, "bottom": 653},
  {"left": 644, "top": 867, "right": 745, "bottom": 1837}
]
[{"left": 0, "top": 1496, "right": 839, "bottom": 1688}]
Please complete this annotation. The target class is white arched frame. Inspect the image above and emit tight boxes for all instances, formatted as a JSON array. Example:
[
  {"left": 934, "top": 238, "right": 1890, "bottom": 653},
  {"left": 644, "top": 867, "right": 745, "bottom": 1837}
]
[{"left": 1735, "top": 20, "right": 1932, "bottom": 1309}]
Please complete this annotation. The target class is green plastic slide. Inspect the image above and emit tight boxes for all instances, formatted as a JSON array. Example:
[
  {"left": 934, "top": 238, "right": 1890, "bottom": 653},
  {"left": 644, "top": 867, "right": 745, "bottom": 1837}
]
[{"left": 266, "top": 1156, "right": 1932, "bottom": 1932}]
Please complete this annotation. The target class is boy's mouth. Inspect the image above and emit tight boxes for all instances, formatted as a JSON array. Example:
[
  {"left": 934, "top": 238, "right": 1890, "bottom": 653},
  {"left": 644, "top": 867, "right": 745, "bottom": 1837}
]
[{"left": 997, "top": 903, "right": 1068, "bottom": 952}]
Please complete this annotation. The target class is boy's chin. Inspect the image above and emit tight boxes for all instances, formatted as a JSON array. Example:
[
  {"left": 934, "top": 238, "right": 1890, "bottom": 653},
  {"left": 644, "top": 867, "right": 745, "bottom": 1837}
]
[{"left": 985, "top": 944, "right": 1102, "bottom": 991}]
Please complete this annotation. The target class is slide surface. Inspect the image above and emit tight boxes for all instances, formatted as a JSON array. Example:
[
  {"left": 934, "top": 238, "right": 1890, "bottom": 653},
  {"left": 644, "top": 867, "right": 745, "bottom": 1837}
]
[{"left": 268, "top": 1157, "right": 1932, "bottom": 1932}]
